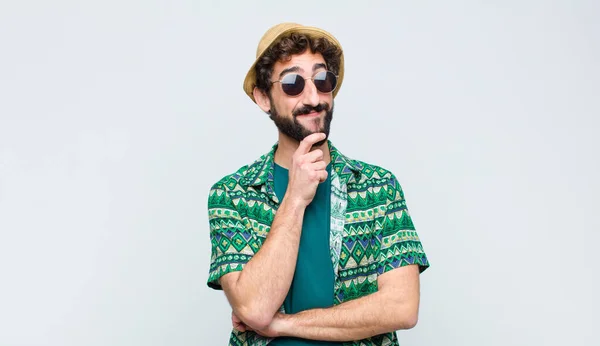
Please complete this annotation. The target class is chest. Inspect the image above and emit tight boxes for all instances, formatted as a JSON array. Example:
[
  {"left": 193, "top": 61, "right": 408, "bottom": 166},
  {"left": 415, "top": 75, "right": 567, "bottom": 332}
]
[{"left": 240, "top": 184, "right": 387, "bottom": 258}]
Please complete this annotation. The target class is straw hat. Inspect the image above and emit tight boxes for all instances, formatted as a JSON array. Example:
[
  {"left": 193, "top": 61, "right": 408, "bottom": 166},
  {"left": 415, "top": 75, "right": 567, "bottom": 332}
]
[{"left": 243, "top": 22, "right": 345, "bottom": 103}]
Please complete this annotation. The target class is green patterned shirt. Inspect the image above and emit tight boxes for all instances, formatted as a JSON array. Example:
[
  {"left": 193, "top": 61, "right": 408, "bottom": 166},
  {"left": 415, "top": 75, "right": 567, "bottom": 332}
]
[{"left": 207, "top": 141, "right": 430, "bottom": 346}]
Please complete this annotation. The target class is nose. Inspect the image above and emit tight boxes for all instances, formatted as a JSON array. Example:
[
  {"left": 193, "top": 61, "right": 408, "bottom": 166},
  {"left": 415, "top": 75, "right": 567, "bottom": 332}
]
[{"left": 301, "top": 78, "right": 320, "bottom": 107}]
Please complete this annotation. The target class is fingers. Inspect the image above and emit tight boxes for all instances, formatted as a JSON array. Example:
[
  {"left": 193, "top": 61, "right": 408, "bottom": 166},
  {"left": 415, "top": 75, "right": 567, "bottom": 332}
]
[
  {"left": 317, "top": 170, "right": 328, "bottom": 183},
  {"left": 296, "top": 133, "right": 326, "bottom": 155},
  {"left": 233, "top": 321, "right": 247, "bottom": 332},
  {"left": 299, "top": 155, "right": 327, "bottom": 184},
  {"left": 232, "top": 318, "right": 246, "bottom": 332},
  {"left": 310, "top": 161, "right": 327, "bottom": 171},
  {"left": 303, "top": 149, "right": 324, "bottom": 163},
  {"left": 232, "top": 311, "right": 246, "bottom": 332},
  {"left": 232, "top": 311, "right": 241, "bottom": 323}
]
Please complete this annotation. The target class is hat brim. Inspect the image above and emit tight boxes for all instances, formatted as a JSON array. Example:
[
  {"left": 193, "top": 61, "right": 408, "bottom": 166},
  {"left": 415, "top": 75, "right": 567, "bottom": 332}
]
[{"left": 243, "top": 26, "right": 345, "bottom": 103}]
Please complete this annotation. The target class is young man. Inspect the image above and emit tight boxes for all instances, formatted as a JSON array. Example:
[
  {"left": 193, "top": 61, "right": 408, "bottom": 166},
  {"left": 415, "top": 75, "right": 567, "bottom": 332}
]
[{"left": 206, "top": 22, "right": 430, "bottom": 346}]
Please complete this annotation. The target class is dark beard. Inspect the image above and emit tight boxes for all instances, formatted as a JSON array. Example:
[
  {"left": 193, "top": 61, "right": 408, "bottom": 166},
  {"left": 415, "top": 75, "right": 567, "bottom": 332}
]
[{"left": 269, "top": 101, "right": 334, "bottom": 147}]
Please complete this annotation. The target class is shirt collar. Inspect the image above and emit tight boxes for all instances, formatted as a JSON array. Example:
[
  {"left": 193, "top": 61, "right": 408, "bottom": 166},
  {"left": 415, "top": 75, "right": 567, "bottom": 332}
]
[{"left": 240, "top": 140, "right": 363, "bottom": 189}]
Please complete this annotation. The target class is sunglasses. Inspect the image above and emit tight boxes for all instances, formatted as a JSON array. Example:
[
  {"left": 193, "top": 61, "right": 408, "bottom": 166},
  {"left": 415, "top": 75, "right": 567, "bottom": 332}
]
[{"left": 271, "top": 71, "right": 338, "bottom": 96}]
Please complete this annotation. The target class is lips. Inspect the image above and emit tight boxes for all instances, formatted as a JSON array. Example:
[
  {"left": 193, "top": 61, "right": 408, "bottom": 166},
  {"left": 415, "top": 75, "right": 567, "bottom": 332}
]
[
  {"left": 293, "top": 103, "right": 329, "bottom": 118},
  {"left": 297, "top": 110, "right": 321, "bottom": 117}
]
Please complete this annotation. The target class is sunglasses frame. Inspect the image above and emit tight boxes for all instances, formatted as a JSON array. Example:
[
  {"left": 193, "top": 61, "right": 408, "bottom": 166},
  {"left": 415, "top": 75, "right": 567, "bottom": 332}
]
[{"left": 270, "top": 70, "right": 338, "bottom": 96}]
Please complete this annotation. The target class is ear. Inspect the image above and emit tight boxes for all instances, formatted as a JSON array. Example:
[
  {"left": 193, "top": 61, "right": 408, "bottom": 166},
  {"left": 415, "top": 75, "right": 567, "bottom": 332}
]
[{"left": 253, "top": 87, "right": 271, "bottom": 114}]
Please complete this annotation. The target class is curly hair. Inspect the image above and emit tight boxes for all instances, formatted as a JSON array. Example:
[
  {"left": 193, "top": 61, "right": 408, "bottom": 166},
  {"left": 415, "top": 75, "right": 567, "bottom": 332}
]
[{"left": 254, "top": 32, "right": 343, "bottom": 94}]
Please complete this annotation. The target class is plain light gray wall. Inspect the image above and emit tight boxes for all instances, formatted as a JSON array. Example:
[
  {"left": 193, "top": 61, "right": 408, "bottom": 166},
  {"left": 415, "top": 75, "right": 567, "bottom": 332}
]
[{"left": 0, "top": 1, "right": 598, "bottom": 345}]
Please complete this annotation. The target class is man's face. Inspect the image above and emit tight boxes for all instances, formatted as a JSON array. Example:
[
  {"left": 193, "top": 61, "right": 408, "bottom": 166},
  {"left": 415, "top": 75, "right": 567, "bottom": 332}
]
[{"left": 266, "top": 51, "right": 334, "bottom": 145}]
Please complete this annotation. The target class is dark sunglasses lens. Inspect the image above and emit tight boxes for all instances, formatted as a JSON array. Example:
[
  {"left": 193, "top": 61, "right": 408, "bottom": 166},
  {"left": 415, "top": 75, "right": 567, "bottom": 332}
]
[
  {"left": 313, "top": 71, "right": 337, "bottom": 93},
  {"left": 280, "top": 74, "right": 305, "bottom": 96}
]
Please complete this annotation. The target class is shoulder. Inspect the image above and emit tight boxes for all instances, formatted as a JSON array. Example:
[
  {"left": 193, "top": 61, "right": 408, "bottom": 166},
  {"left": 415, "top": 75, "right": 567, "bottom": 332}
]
[
  {"left": 330, "top": 142, "right": 405, "bottom": 191},
  {"left": 209, "top": 164, "right": 250, "bottom": 194},
  {"left": 207, "top": 162, "right": 253, "bottom": 210},
  {"left": 209, "top": 145, "right": 275, "bottom": 194},
  {"left": 343, "top": 154, "right": 408, "bottom": 206},
  {"left": 347, "top": 156, "right": 401, "bottom": 187}
]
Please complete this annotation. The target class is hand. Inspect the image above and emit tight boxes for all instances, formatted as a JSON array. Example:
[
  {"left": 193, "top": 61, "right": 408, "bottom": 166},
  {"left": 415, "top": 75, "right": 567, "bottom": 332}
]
[
  {"left": 286, "top": 133, "right": 328, "bottom": 207},
  {"left": 232, "top": 311, "right": 253, "bottom": 332},
  {"left": 231, "top": 311, "right": 290, "bottom": 338}
]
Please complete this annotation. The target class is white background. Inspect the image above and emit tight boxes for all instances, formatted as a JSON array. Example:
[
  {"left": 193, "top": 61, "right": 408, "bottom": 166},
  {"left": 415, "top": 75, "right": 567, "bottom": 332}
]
[{"left": 1, "top": 1, "right": 598, "bottom": 345}]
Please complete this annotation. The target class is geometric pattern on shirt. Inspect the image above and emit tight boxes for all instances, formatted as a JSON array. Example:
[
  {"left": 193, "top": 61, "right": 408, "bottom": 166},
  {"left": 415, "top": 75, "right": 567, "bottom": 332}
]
[{"left": 207, "top": 140, "right": 430, "bottom": 346}]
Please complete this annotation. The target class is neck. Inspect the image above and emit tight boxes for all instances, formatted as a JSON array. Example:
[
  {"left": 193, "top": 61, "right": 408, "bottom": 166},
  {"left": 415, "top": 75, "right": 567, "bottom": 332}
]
[{"left": 273, "top": 132, "right": 331, "bottom": 170}]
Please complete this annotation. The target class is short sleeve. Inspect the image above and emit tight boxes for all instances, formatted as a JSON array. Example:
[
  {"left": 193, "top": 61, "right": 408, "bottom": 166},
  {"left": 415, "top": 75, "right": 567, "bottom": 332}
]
[
  {"left": 378, "top": 174, "right": 430, "bottom": 275},
  {"left": 206, "top": 186, "right": 257, "bottom": 290}
]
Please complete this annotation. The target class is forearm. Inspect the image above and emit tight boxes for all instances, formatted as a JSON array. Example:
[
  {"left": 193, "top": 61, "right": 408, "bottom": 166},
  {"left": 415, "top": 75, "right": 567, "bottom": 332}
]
[
  {"left": 226, "top": 196, "right": 304, "bottom": 326},
  {"left": 280, "top": 290, "right": 418, "bottom": 341}
]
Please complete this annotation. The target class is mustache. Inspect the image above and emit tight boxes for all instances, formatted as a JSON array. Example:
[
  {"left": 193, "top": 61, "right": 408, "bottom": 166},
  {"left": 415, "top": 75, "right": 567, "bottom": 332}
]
[{"left": 293, "top": 103, "right": 329, "bottom": 117}]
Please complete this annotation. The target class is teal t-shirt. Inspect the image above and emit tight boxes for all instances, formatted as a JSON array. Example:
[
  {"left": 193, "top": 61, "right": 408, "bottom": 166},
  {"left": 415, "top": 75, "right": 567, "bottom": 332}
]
[{"left": 270, "top": 163, "right": 342, "bottom": 346}]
